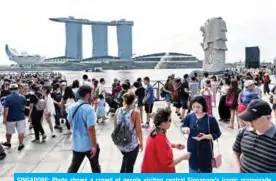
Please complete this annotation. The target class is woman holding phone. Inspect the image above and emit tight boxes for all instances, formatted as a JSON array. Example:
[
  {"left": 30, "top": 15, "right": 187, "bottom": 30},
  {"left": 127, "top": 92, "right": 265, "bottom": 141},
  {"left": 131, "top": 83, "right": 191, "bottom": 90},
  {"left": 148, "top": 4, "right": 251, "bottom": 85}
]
[{"left": 181, "top": 96, "right": 221, "bottom": 173}]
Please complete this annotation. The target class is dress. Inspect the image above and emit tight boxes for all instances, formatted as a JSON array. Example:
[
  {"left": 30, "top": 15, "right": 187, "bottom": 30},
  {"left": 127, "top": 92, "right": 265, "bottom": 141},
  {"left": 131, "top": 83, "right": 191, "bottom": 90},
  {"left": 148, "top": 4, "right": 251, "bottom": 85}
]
[{"left": 96, "top": 99, "right": 105, "bottom": 117}]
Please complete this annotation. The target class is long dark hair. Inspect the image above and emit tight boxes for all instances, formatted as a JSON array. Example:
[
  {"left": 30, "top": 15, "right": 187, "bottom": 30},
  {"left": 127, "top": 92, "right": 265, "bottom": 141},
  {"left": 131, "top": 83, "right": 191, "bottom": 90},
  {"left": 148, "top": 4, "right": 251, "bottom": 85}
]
[{"left": 63, "top": 86, "right": 75, "bottom": 100}]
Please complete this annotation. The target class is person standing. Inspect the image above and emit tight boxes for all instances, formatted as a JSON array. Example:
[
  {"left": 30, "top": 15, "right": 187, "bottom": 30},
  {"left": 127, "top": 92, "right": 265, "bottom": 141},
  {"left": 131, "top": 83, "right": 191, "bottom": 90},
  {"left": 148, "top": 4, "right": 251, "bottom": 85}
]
[
  {"left": 180, "top": 74, "right": 190, "bottom": 119},
  {"left": 181, "top": 96, "right": 221, "bottom": 173},
  {"left": 142, "top": 77, "right": 154, "bottom": 128},
  {"left": 233, "top": 100, "right": 276, "bottom": 172},
  {"left": 133, "top": 81, "right": 145, "bottom": 123},
  {"left": 142, "top": 108, "right": 191, "bottom": 173},
  {"left": 29, "top": 84, "right": 47, "bottom": 142},
  {"left": 67, "top": 85, "right": 101, "bottom": 173},
  {"left": 113, "top": 92, "right": 143, "bottom": 173},
  {"left": 2, "top": 84, "right": 26, "bottom": 150}
]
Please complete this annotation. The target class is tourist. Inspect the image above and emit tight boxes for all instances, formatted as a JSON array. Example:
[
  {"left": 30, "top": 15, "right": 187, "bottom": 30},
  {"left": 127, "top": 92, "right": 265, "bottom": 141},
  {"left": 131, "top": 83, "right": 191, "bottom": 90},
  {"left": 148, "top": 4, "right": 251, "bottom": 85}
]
[
  {"left": 43, "top": 86, "right": 56, "bottom": 138},
  {"left": 113, "top": 92, "right": 143, "bottom": 173},
  {"left": 62, "top": 86, "right": 75, "bottom": 135},
  {"left": 172, "top": 77, "right": 182, "bottom": 117},
  {"left": 51, "top": 83, "right": 63, "bottom": 132},
  {"left": 67, "top": 85, "right": 101, "bottom": 173},
  {"left": 96, "top": 94, "right": 106, "bottom": 123},
  {"left": 112, "top": 78, "right": 121, "bottom": 97},
  {"left": 200, "top": 72, "right": 209, "bottom": 89},
  {"left": 133, "top": 81, "right": 145, "bottom": 123},
  {"left": 226, "top": 80, "right": 241, "bottom": 129},
  {"left": 200, "top": 80, "right": 212, "bottom": 115},
  {"left": 82, "top": 74, "right": 89, "bottom": 85},
  {"left": 263, "top": 73, "right": 271, "bottom": 95},
  {"left": 237, "top": 80, "right": 259, "bottom": 127},
  {"left": 141, "top": 108, "right": 191, "bottom": 173},
  {"left": 162, "top": 76, "right": 174, "bottom": 110},
  {"left": 210, "top": 75, "right": 219, "bottom": 107},
  {"left": 117, "top": 82, "right": 129, "bottom": 107},
  {"left": 72, "top": 80, "right": 80, "bottom": 100},
  {"left": 233, "top": 100, "right": 276, "bottom": 172},
  {"left": 180, "top": 74, "right": 190, "bottom": 119},
  {"left": 142, "top": 76, "right": 154, "bottom": 128},
  {"left": 189, "top": 76, "right": 200, "bottom": 100},
  {"left": 218, "top": 78, "right": 231, "bottom": 122},
  {"left": 181, "top": 96, "right": 221, "bottom": 173},
  {"left": 2, "top": 84, "right": 26, "bottom": 150},
  {"left": 29, "top": 84, "right": 47, "bottom": 143}
]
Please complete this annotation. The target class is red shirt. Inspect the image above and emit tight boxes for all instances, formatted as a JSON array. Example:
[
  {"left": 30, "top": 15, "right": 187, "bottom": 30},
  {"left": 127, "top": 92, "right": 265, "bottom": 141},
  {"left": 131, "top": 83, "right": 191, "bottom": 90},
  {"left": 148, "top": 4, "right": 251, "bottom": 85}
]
[{"left": 141, "top": 132, "right": 175, "bottom": 173}]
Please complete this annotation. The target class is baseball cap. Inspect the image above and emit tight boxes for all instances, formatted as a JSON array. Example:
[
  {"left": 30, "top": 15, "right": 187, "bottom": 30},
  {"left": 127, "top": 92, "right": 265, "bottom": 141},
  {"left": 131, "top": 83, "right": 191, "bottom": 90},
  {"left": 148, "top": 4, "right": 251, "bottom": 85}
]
[
  {"left": 9, "top": 84, "right": 18, "bottom": 89},
  {"left": 244, "top": 80, "right": 255, "bottom": 87},
  {"left": 238, "top": 100, "right": 272, "bottom": 122}
]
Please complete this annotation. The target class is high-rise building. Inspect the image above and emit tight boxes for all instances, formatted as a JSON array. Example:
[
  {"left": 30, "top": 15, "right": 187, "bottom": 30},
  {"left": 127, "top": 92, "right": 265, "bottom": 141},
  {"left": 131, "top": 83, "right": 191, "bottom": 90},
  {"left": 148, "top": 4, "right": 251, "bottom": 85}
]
[
  {"left": 92, "top": 24, "right": 108, "bottom": 57},
  {"left": 65, "top": 22, "right": 83, "bottom": 59},
  {"left": 117, "top": 23, "right": 133, "bottom": 59},
  {"left": 49, "top": 17, "right": 133, "bottom": 60}
]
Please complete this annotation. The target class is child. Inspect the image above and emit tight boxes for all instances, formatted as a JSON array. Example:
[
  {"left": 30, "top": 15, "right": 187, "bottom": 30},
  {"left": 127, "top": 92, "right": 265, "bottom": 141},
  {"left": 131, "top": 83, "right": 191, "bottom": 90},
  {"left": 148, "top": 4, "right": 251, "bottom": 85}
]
[{"left": 96, "top": 94, "right": 106, "bottom": 123}]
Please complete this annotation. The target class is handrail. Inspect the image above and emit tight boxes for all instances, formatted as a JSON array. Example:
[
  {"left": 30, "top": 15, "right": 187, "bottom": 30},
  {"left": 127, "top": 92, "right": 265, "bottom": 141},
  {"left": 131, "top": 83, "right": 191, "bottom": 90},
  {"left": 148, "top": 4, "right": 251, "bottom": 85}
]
[{"left": 104, "top": 80, "right": 166, "bottom": 101}]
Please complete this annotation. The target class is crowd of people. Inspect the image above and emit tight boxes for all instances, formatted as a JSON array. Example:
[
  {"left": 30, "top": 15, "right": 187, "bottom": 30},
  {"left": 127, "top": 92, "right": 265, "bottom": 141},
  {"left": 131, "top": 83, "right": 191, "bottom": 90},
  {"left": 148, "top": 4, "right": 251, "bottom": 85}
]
[{"left": 0, "top": 69, "right": 275, "bottom": 173}]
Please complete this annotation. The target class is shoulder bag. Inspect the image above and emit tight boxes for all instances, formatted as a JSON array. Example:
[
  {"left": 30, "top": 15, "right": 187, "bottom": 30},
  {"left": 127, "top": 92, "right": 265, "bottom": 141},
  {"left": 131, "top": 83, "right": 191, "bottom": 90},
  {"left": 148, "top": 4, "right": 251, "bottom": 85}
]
[{"left": 208, "top": 116, "right": 222, "bottom": 168}]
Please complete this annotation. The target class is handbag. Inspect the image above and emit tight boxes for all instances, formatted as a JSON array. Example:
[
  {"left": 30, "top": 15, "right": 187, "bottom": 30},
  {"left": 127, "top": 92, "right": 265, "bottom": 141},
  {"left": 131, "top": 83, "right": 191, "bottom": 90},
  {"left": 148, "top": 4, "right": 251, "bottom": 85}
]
[{"left": 207, "top": 116, "right": 222, "bottom": 168}]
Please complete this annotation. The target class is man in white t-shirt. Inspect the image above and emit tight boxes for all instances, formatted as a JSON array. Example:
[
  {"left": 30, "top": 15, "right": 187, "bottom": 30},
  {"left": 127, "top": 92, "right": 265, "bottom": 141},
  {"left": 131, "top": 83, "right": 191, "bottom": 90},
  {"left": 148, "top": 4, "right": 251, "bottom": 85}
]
[{"left": 97, "top": 78, "right": 105, "bottom": 97}]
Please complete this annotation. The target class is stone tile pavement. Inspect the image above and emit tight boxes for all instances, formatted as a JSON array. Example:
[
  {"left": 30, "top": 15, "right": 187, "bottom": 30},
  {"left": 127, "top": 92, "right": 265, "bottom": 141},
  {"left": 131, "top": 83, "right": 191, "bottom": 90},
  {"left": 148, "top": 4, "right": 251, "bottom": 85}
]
[{"left": 0, "top": 94, "right": 274, "bottom": 180}]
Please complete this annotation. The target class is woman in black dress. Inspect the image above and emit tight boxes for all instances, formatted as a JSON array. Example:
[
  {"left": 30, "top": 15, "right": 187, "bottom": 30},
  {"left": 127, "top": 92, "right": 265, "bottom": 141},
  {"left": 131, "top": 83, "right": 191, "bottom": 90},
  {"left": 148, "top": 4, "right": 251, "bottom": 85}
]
[{"left": 218, "top": 78, "right": 231, "bottom": 121}]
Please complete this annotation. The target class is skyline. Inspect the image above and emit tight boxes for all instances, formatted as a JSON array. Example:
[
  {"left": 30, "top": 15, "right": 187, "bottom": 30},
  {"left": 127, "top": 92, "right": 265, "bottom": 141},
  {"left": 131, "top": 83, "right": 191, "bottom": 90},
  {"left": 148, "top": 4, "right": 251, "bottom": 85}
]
[{"left": 0, "top": 0, "right": 276, "bottom": 65}]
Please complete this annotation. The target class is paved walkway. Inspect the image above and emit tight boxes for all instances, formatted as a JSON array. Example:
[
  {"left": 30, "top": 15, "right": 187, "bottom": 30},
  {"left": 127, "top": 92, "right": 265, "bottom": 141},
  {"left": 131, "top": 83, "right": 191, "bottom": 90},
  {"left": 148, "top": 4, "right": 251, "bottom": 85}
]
[{"left": 0, "top": 94, "right": 273, "bottom": 180}]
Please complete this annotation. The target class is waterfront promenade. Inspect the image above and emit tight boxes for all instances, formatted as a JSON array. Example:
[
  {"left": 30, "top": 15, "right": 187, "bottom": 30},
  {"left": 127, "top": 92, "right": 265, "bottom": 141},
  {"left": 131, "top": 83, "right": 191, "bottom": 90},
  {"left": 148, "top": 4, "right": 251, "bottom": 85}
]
[{"left": 0, "top": 94, "right": 273, "bottom": 180}]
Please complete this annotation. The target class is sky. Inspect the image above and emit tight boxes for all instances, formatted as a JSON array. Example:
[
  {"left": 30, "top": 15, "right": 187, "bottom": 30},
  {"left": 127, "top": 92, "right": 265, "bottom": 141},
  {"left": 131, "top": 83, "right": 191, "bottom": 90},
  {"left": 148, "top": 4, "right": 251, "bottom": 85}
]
[{"left": 0, "top": 0, "right": 276, "bottom": 65}]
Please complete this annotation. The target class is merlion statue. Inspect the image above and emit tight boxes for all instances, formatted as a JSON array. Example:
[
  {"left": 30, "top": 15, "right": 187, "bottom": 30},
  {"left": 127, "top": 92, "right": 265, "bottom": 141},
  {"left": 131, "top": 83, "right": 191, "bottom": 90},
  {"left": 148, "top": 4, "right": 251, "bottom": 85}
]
[{"left": 200, "top": 17, "right": 227, "bottom": 72}]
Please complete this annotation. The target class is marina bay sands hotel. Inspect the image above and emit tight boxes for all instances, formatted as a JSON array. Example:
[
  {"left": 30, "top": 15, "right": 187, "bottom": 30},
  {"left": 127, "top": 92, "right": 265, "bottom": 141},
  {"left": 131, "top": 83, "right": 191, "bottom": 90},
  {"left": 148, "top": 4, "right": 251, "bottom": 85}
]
[{"left": 49, "top": 17, "right": 133, "bottom": 59}]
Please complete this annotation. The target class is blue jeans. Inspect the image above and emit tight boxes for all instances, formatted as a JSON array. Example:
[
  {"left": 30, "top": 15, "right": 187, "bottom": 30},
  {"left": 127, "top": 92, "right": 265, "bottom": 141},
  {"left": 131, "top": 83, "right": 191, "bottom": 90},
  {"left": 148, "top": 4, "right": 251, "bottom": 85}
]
[{"left": 54, "top": 109, "right": 61, "bottom": 127}]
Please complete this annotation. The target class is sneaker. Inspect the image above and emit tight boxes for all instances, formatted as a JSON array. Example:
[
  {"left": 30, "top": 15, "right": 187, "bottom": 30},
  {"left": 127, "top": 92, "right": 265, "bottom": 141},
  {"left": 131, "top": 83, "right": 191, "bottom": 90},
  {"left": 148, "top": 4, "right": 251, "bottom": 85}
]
[
  {"left": 64, "top": 130, "right": 72, "bottom": 135},
  {"left": 2, "top": 142, "right": 11, "bottom": 148},
  {"left": 31, "top": 139, "right": 39, "bottom": 143},
  {"left": 142, "top": 122, "right": 150, "bottom": 128},
  {"left": 18, "top": 144, "right": 24, "bottom": 151}
]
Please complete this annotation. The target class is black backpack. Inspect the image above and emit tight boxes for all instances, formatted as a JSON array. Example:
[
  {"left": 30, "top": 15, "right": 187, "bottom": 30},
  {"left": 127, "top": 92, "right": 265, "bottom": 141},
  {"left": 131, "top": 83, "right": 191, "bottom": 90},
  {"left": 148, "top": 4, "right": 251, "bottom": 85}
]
[{"left": 111, "top": 109, "right": 133, "bottom": 147}]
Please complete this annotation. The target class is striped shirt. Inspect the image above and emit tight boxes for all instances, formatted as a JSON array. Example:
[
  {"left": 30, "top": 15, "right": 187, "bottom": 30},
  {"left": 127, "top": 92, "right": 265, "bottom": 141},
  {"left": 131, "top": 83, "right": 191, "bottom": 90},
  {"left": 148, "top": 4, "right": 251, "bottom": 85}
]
[
  {"left": 233, "top": 125, "right": 276, "bottom": 173},
  {"left": 189, "top": 82, "right": 200, "bottom": 99}
]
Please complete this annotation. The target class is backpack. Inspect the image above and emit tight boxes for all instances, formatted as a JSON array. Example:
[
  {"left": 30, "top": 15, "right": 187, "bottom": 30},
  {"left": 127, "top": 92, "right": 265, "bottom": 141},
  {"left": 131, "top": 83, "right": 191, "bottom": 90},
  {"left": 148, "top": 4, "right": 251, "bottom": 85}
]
[
  {"left": 225, "top": 89, "right": 235, "bottom": 107},
  {"left": 111, "top": 109, "right": 133, "bottom": 147}
]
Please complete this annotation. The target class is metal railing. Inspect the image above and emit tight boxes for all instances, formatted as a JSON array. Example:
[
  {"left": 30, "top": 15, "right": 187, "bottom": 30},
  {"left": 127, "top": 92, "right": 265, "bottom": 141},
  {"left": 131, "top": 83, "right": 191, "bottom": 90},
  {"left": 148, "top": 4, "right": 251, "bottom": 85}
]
[{"left": 104, "top": 80, "right": 166, "bottom": 101}]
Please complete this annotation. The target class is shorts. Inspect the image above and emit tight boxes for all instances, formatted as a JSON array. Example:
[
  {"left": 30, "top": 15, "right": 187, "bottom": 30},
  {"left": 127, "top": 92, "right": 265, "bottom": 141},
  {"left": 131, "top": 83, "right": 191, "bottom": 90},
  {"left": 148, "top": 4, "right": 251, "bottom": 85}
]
[
  {"left": 181, "top": 99, "right": 189, "bottom": 109},
  {"left": 6, "top": 120, "right": 26, "bottom": 135},
  {"left": 145, "top": 104, "right": 154, "bottom": 114}
]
